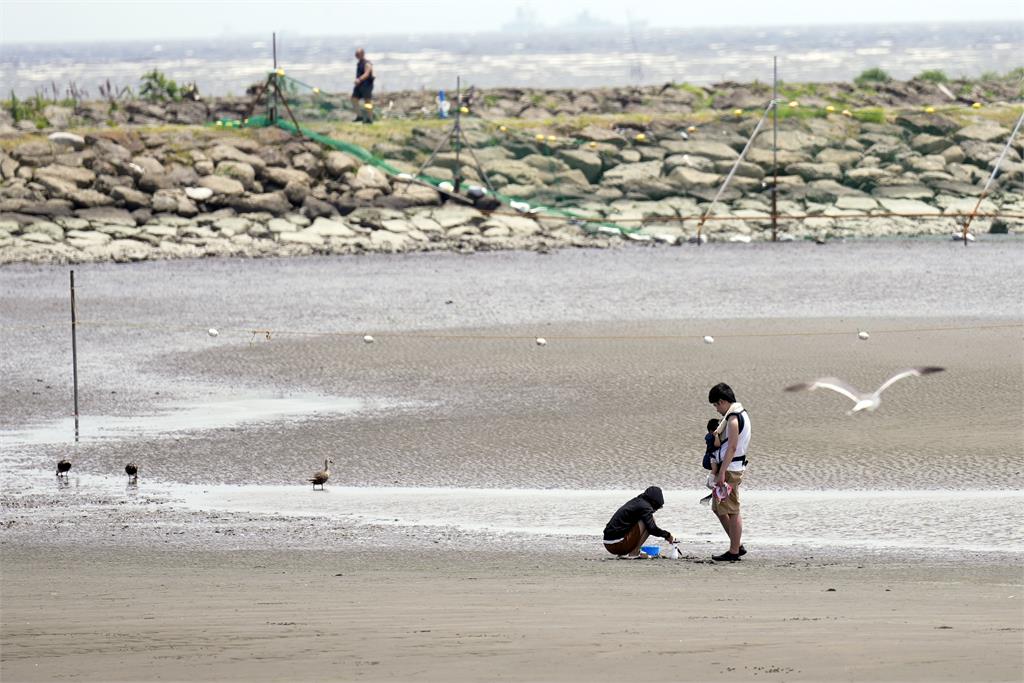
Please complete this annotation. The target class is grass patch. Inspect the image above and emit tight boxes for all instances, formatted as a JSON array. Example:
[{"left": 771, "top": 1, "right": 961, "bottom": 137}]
[
  {"left": 851, "top": 107, "right": 887, "bottom": 124},
  {"left": 854, "top": 68, "right": 892, "bottom": 86},
  {"left": 915, "top": 70, "right": 949, "bottom": 83}
]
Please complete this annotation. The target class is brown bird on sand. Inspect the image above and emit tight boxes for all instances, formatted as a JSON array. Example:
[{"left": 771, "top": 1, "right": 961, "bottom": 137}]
[
  {"left": 309, "top": 459, "right": 333, "bottom": 490},
  {"left": 125, "top": 462, "right": 138, "bottom": 485},
  {"left": 56, "top": 459, "right": 72, "bottom": 480}
]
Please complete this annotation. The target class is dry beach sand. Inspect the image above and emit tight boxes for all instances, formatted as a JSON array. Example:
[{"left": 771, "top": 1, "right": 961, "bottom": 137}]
[
  {"left": 2, "top": 546, "right": 1021, "bottom": 683},
  {"left": 1, "top": 243, "right": 1023, "bottom": 681}
]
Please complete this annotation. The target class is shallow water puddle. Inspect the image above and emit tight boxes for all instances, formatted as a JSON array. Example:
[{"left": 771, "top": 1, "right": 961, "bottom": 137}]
[{"left": 0, "top": 395, "right": 366, "bottom": 446}]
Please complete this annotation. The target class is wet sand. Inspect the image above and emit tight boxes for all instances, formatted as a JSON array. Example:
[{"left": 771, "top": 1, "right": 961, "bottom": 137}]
[
  {"left": 2, "top": 546, "right": 1021, "bottom": 683},
  {"left": 2, "top": 244, "right": 1023, "bottom": 681}
]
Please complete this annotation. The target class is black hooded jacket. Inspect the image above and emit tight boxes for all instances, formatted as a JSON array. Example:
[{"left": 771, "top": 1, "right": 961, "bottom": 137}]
[{"left": 602, "top": 486, "right": 671, "bottom": 541}]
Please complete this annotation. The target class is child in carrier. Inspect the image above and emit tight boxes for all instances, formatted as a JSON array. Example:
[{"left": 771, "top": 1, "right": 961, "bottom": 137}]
[{"left": 702, "top": 418, "right": 720, "bottom": 470}]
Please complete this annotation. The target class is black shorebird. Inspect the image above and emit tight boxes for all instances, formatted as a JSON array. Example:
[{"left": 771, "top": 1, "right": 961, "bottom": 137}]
[{"left": 56, "top": 459, "right": 72, "bottom": 480}]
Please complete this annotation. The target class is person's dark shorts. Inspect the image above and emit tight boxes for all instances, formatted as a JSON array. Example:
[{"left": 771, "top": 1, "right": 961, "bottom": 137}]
[{"left": 353, "top": 83, "right": 373, "bottom": 100}]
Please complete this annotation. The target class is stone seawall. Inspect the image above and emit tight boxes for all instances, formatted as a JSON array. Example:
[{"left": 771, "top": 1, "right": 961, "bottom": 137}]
[{"left": 1, "top": 93, "right": 1022, "bottom": 264}]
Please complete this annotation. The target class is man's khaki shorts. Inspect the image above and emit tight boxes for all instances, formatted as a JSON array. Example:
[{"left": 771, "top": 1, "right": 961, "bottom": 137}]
[{"left": 712, "top": 470, "right": 742, "bottom": 516}]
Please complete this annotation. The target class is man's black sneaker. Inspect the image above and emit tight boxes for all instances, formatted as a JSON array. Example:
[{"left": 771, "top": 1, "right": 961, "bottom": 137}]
[
  {"left": 712, "top": 551, "right": 742, "bottom": 562},
  {"left": 738, "top": 545, "right": 747, "bottom": 556}
]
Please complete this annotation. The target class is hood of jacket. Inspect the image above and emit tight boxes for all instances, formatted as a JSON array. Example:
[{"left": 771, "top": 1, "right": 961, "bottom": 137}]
[{"left": 641, "top": 486, "right": 664, "bottom": 510}]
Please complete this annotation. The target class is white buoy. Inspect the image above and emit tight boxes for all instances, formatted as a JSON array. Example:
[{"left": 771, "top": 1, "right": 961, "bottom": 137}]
[
  {"left": 207, "top": 328, "right": 219, "bottom": 337},
  {"left": 535, "top": 337, "right": 547, "bottom": 346},
  {"left": 858, "top": 330, "right": 870, "bottom": 340},
  {"left": 703, "top": 335, "right": 715, "bottom": 344},
  {"left": 363, "top": 334, "right": 374, "bottom": 344}
]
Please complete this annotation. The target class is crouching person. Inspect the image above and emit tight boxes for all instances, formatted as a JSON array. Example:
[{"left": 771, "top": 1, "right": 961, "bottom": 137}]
[{"left": 602, "top": 486, "right": 675, "bottom": 558}]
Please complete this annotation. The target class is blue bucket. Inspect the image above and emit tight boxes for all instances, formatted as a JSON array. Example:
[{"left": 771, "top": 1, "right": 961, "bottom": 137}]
[{"left": 640, "top": 545, "right": 661, "bottom": 557}]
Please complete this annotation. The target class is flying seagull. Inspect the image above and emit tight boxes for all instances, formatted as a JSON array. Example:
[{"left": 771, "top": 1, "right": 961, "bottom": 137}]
[{"left": 785, "top": 367, "right": 945, "bottom": 413}]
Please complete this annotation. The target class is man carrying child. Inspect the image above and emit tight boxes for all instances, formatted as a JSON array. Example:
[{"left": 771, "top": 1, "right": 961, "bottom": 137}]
[{"left": 707, "top": 383, "right": 751, "bottom": 562}]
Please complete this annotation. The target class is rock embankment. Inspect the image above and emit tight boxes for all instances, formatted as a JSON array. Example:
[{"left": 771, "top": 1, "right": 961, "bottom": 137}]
[{"left": 1, "top": 97, "right": 1022, "bottom": 264}]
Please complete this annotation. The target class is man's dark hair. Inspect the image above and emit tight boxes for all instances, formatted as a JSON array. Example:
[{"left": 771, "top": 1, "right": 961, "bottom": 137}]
[
  {"left": 708, "top": 383, "right": 736, "bottom": 404},
  {"left": 706, "top": 418, "right": 720, "bottom": 432}
]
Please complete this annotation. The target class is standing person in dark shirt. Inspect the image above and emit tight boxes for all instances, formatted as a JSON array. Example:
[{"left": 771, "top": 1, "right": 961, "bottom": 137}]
[
  {"left": 352, "top": 48, "right": 375, "bottom": 123},
  {"left": 602, "top": 486, "right": 676, "bottom": 558}
]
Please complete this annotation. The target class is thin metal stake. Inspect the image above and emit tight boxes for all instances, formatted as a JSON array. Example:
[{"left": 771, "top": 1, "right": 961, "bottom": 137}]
[
  {"left": 70, "top": 270, "right": 79, "bottom": 442},
  {"left": 454, "top": 76, "right": 462, "bottom": 193},
  {"left": 771, "top": 56, "right": 778, "bottom": 242}
]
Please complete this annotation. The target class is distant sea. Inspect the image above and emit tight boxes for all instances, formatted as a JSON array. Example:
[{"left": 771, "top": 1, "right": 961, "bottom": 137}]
[{"left": 1, "top": 22, "right": 1021, "bottom": 99}]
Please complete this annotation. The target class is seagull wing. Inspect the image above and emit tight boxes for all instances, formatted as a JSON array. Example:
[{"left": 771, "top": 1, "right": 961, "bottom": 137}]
[
  {"left": 785, "top": 377, "right": 862, "bottom": 405},
  {"left": 875, "top": 366, "right": 945, "bottom": 396}
]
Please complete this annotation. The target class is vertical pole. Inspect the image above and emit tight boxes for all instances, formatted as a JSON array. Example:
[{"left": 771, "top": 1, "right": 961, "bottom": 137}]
[
  {"left": 269, "top": 33, "right": 278, "bottom": 124},
  {"left": 771, "top": 56, "right": 778, "bottom": 242},
  {"left": 454, "top": 76, "right": 462, "bottom": 193},
  {"left": 70, "top": 270, "right": 80, "bottom": 442}
]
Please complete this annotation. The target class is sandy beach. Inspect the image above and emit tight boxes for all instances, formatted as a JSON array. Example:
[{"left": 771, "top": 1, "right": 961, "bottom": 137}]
[
  {"left": 2, "top": 243, "right": 1023, "bottom": 681},
  {"left": 2, "top": 546, "right": 1021, "bottom": 683}
]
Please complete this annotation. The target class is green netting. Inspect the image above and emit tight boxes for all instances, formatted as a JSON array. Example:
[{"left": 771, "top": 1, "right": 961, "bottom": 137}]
[{"left": 221, "top": 73, "right": 639, "bottom": 235}]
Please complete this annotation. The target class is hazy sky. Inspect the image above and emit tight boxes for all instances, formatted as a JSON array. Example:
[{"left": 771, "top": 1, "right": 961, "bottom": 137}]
[{"left": 1, "top": 0, "right": 1022, "bottom": 44}]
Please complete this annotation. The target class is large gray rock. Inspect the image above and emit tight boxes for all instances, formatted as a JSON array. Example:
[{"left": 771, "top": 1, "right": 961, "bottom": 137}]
[
  {"left": 35, "top": 173, "right": 77, "bottom": 196},
  {"left": 678, "top": 140, "right": 739, "bottom": 161},
  {"left": 485, "top": 159, "right": 545, "bottom": 186},
  {"left": 25, "top": 221, "right": 64, "bottom": 240},
  {"left": 713, "top": 159, "right": 764, "bottom": 179},
  {"left": 351, "top": 165, "right": 391, "bottom": 191},
  {"left": 278, "top": 229, "right": 324, "bottom": 246},
  {"left": 369, "top": 230, "right": 409, "bottom": 250},
  {"left": 814, "top": 149, "right": 862, "bottom": 167},
  {"left": 199, "top": 175, "right": 245, "bottom": 196},
  {"left": 602, "top": 161, "right": 663, "bottom": 185},
  {"left": 76, "top": 207, "right": 136, "bottom": 226},
  {"left": 68, "top": 189, "right": 114, "bottom": 208},
  {"left": 48, "top": 132, "right": 86, "bottom": 150},
  {"left": 911, "top": 134, "right": 952, "bottom": 155},
  {"left": 765, "top": 130, "right": 828, "bottom": 152},
  {"left": 836, "top": 196, "right": 879, "bottom": 211},
  {"left": 845, "top": 167, "right": 891, "bottom": 188},
  {"left": 876, "top": 198, "right": 941, "bottom": 215},
  {"left": 325, "top": 151, "right": 359, "bottom": 177},
  {"left": 110, "top": 186, "right": 151, "bottom": 209},
  {"left": 36, "top": 164, "right": 96, "bottom": 188},
  {"left": 555, "top": 149, "right": 603, "bottom": 183},
  {"left": 872, "top": 185, "right": 935, "bottom": 200},
  {"left": 905, "top": 155, "right": 947, "bottom": 173},
  {"left": 955, "top": 123, "right": 1010, "bottom": 143},
  {"left": 131, "top": 155, "right": 165, "bottom": 177},
  {"left": 785, "top": 162, "right": 842, "bottom": 182},
  {"left": 576, "top": 125, "right": 627, "bottom": 148},
  {"left": 960, "top": 140, "right": 1016, "bottom": 168},
  {"left": 207, "top": 145, "right": 266, "bottom": 170},
  {"left": 663, "top": 154, "right": 715, "bottom": 173},
  {"left": 431, "top": 205, "right": 483, "bottom": 228},
  {"left": 262, "top": 166, "right": 312, "bottom": 187},
  {"left": 895, "top": 112, "right": 959, "bottom": 136},
  {"left": 184, "top": 186, "right": 214, "bottom": 201},
  {"left": 215, "top": 161, "right": 257, "bottom": 191},
  {"left": 667, "top": 166, "right": 720, "bottom": 186},
  {"left": 307, "top": 217, "right": 356, "bottom": 237},
  {"left": 230, "top": 192, "right": 292, "bottom": 215}
]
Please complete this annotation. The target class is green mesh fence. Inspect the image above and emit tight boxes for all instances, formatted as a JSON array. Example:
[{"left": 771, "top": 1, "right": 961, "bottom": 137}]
[{"left": 219, "top": 73, "right": 639, "bottom": 235}]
